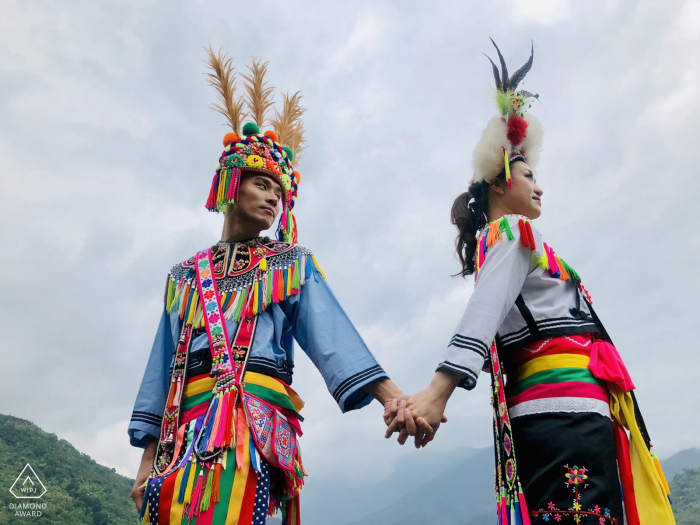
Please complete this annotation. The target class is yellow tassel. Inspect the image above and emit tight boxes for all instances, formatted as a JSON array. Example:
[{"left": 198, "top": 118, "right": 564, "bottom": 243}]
[
  {"left": 310, "top": 254, "right": 327, "bottom": 280},
  {"left": 504, "top": 149, "right": 511, "bottom": 186},
  {"left": 259, "top": 257, "right": 267, "bottom": 271},
  {"left": 141, "top": 503, "right": 149, "bottom": 524},
  {"left": 252, "top": 281, "right": 259, "bottom": 315},
  {"left": 184, "top": 461, "right": 197, "bottom": 504},
  {"left": 653, "top": 453, "right": 671, "bottom": 496}
]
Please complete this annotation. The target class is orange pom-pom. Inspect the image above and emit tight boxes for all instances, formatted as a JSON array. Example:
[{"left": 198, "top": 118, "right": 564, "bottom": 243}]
[
  {"left": 263, "top": 130, "right": 279, "bottom": 142},
  {"left": 223, "top": 133, "right": 239, "bottom": 147},
  {"left": 292, "top": 170, "right": 301, "bottom": 183}
]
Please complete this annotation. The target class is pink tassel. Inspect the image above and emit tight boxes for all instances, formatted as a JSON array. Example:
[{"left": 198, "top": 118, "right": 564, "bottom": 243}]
[
  {"left": 213, "top": 390, "right": 230, "bottom": 448},
  {"left": 518, "top": 481, "right": 531, "bottom": 525},
  {"left": 226, "top": 170, "right": 235, "bottom": 201},
  {"left": 233, "top": 168, "right": 241, "bottom": 202},
  {"left": 188, "top": 470, "right": 204, "bottom": 519}
]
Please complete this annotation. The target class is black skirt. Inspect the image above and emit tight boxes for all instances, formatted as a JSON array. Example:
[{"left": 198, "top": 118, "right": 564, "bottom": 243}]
[{"left": 511, "top": 412, "right": 624, "bottom": 524}]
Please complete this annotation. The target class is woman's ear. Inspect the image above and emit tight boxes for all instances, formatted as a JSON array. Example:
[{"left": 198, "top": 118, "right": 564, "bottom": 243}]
[{"left": 489, "top": 177, "right": 506, "bottom": 196}]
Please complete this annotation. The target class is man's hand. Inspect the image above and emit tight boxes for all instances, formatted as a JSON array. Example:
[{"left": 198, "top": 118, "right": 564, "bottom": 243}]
[
  {"left": 131, "top": 440, "right": 157, "bottom": 512},
  {"left": 384, "top": 370, "right": 462, "bottom": 448}
]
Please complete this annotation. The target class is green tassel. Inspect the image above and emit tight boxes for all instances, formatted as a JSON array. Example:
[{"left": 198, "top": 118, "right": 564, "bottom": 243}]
[
  {"left": 266, "top": 270, "right": 273, "bottom": 305},
  {"left": 501, "top": 218, "right": 514, "bottom": 240},
  {"left": 559, "top": 257, "right": 580, "bottom": 281},
  {"left": 292, "top": 259, "right": 300, "bottom": 290},
  {"left": 200, "top": 466, "right": 214, "bottom": 512},
  {"left": 233, "top": 288, "right": 247, "bottom": 321}
]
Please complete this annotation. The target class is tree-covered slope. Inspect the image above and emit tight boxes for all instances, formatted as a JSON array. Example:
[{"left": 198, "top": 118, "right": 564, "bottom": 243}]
[
  {"left": 0, "top": 414, "right": 139, "bottom": 525},
  {"left": 669, "top": 466, "right": 700, "bottom": 525}
]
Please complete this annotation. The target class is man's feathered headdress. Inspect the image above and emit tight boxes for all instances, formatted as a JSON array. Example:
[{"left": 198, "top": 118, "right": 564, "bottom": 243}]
[
  {"left": 204, "top": 45, "right": 306, "bottom": 244},
  {"left": 472, "top": 39, "right": 543, "bottom": 188}
]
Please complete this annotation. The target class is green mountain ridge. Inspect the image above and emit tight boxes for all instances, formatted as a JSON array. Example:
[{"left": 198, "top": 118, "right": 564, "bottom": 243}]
[
  {"left": 0, "top": 413, "right": 697, "bottom": 525},
  {"left": 0, "top": 414, "right": 138, "bottom": 525}
]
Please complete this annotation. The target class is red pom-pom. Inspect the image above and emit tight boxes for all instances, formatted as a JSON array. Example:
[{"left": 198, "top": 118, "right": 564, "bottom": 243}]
[
  {"left": 223, "top": 133, "right": 239, "bottom": 147},
  {"left": 263, "top": 130, "right": 279, "bottom": 142},
  {"left": 506, "top": 116, "right": 528, "bottom": 146}
]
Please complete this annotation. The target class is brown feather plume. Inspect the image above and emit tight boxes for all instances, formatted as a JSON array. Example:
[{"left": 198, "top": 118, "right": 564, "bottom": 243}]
[
  {"left": 241, "top": 57, "right": 275, "bottom": 129},
  {"left": 270, "top": 91, "right": 307, "bottom": 165},
  {"left": 204, "top": 44, "right": 245, "bottom": 134}
]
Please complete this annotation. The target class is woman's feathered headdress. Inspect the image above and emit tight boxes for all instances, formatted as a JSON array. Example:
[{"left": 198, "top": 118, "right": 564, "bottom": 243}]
[
  {"left": 472, "top": 39, "right": 543, "bottom": 188},
  {"left": 204, "top": 45, "right": 306, "bottom": 244}
]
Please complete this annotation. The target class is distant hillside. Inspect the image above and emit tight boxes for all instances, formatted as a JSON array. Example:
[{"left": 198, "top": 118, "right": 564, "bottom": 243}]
[
  {"left": 661, "top": 447, "right": 700, "bottom": 480},
  {"left": 348, "top": 447, "right": 495, "bottom": 525},
  {"left": 669, "top": 466, "right": 700, "bottom": 525},
  {"left": 0, "top": 414, "right": 138, "bottom": 525},
  {"left": 346, "top": 446, "right": 700, "bottom": 525}
]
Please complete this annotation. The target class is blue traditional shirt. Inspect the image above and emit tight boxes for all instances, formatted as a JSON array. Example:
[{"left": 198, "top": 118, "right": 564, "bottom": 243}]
[{"left": 128, "top": 239, "right": 388, "bottom": 448}]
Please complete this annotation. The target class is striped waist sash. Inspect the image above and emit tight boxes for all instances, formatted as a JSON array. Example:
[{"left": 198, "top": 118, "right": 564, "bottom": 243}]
[{"left": 505, "top": 336, "right": 610, "bottom": 419}]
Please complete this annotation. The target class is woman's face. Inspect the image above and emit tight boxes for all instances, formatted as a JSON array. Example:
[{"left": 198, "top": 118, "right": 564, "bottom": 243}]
[{"left": 496, "top": 161, "right": 543, "bottom": 220}]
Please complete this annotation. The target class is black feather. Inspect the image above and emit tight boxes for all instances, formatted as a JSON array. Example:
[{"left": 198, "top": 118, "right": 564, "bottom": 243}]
[
  {"left": 482, "top": 53, "right": 501, "bottom": 90},
  {"left": 508, "top": 41, "right": 534, "bottom": 90},
  {"left": 490, "top": 38, "right": 509, "bottom": 91}
]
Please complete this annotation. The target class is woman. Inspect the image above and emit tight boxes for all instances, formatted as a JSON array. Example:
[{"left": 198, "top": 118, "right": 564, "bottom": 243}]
[{"left": 385, "top": 41, "right": 675, "bottom": 525}]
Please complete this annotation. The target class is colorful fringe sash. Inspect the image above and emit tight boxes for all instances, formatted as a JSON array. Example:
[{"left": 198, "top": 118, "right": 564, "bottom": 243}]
[
  {"left": 488, "top": 341, "right": 531, "bottom": 525},
  {"left": 143, "top": 241, "right": 321, "bottom": 525}
]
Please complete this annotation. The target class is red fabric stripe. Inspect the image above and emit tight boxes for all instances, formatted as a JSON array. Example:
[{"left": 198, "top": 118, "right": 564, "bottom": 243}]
[
  {"left": 196, "top": 499, "right": 216, "bottom": 525},
  {"left": 510, "top": 346, "right": 590, "bottom": 368},
  {"left": 237, "top": 468, "right": 259, "bottom": 525},
  {"left": 507, "top": 381, "right": 608, "bottom": 407},
  {"left": 614, "top": 421, "right": 640, "bottom": 525},
  {"left": 187, "top": 373, "right": 212, "bottom": 384},
  {"left": 158, "top": 471, "right": 178, "bottom": 525},
  {"left": 181, "top": 403, "right": 208, "bottom": 425}
]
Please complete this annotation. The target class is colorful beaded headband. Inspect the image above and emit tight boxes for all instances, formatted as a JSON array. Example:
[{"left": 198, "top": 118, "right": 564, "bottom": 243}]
[{"left": 205, "top": 46, "right": 306, "bottom": 244}]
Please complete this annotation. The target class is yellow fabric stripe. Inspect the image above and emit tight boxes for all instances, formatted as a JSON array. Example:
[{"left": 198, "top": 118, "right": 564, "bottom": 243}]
[
  {"left": 608, "top": 384, "right": 675, "bottom": 524},
  {"left": 169, "top": 465, "right": 186, "bottom": 525},
  {"left": 184, "top": 376, "right": 216, "bottom": 398},
  {"left": 224, "top": 426, "right": 251, "bottom": 525},
  {"left": 513, "top": 354, "right": 590, "bottom": 382},
  {"left": 244, "top": 371, "right": 305, "bottom": 413}
]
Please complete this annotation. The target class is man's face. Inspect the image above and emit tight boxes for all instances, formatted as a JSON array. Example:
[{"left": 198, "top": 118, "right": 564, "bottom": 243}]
[{"left": 229, "top": 172, "right": 283, "bottom": 232}]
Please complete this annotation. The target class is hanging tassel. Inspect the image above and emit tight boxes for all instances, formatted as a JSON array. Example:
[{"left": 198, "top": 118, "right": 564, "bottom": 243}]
[
  {"left": 199, "top": 464, "right": 215, "bottom": 513},
  {"left": 517, "top": 479, "right": 531, "bottom": 525},
  {"left": 212, "top": 461, "right": 223, "bottom": 504},
  {"left": 178, "top": 457, "right": 193, "bottom": 503},
  {"left": 183, "top": 461, "right": 198, "bottom": 504},
  {"left": 304, "top": 254, "right": 312, "bottom": 280},
  {"left": 510, "top": 493, "right": 516, "bottom": 525},
  {"left": 188, "top": 469, "right": 205, "bottom": 519},
  {"left": 226, "top": 169, "right": 236, "bottom": 202},
  {"left": 292, "top": 261, "right": 300, "bottom": 292},
  {"left": 206, "top": 173, "right": 219, "bottom": 211},
  {"left": 310, "top": 254, "right": 327, "bottom": 280},
  {"left": 212, "top": 390, "right": 230, "bottom": 449},
  {"left": 518, "top": 219, "right": 528, "bottom": 247},
  {"left": 504, "top": 149, "right": 512, "bottom": 189},
  {"left": 206, "top": 395, "right": 224, "bottom": 451},
  {"left": 233, "top": 168, "right": 241, "bottom": 203},
  {"left": 514, "top": 489, "right": 523, "bottom": 525},
  {"left": 235, "top": 401, "right": 247, "bottom": 469},
  {"left": 502, "top": 217, "right": 515, "bottom": 240}
]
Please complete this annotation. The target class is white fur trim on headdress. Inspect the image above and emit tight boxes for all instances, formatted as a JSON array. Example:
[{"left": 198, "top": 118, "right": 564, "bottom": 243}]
[{"left": 471, "top": 40, "right": 543, "bottom": 184}]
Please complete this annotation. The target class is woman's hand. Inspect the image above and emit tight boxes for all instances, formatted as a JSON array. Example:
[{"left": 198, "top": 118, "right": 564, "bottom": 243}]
[
  {"left": 131, "top": 440, "right": 157, "bottom": 512},
  {"left": 384, "top": 370, "right": 462, "bottom": 448}
]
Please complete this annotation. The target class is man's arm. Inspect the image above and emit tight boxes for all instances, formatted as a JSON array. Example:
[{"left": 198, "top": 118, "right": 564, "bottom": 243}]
[{"left": 131, "top": 440, "right": 157, "bottom": 512}]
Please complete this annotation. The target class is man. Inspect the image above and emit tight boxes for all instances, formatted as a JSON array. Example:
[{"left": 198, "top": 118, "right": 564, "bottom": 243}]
[{"left": 128, "top": 48, "right": 405, "bottom": 525}]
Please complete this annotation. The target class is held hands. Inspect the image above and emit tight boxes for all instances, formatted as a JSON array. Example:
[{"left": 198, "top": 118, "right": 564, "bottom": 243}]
[{"left": 383, "top": 370, "right": 462, "bottom": 448}]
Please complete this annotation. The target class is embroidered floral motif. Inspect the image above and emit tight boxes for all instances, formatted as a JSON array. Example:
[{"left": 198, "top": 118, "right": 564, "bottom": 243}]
[
  {"left": 566, "top": 466, "right": 588, "bottom": 485},
  {"left": 532, "top": 465, "right": 618, "bottom": 524}
]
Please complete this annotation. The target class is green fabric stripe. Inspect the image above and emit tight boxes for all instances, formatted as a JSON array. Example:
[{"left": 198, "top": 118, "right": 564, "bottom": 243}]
[
  {"left": 244, "top": 384, "right": 303, "bottom": 421},
  {"left": 211, "top": 447, "right": 237, "bottom": 524},
  {"left": 508, "top": 368, "right": 605, "bottom": 397},
  {"left": 181, "top": 391, "right": 213, "bottom": 413}
]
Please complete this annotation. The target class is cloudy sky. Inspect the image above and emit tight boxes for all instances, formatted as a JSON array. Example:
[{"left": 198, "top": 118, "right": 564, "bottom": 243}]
[{"left": 1, "top": 0, "right": 699, "bottom": 521}]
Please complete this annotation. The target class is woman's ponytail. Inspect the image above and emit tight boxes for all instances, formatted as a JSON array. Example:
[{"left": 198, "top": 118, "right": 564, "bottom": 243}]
[{"left": 451, "top": 181, "right": 489, "bottom": 277}]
